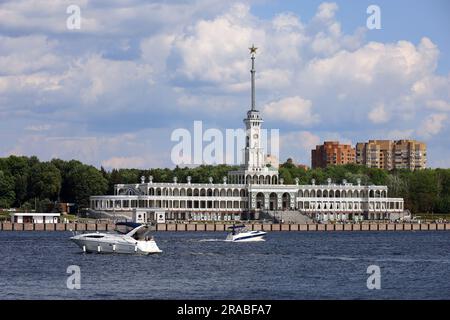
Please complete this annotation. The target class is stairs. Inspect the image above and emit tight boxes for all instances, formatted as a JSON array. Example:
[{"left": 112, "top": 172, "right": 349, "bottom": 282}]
[{"left": 260, "top": 210, "right": 313, "bottom": 224}]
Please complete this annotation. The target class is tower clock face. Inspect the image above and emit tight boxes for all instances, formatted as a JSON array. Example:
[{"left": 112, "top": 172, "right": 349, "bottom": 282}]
[{"left": 253, "top": 134, "right": 258, "bottom": 139}]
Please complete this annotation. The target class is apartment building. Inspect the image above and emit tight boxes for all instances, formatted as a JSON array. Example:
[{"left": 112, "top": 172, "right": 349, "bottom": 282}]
[
  {"left": 356, "top": 140, "right": 426, "bottom": 170},
  {"left": 311, "top": 141, "right": 356, "bottom": 169}
]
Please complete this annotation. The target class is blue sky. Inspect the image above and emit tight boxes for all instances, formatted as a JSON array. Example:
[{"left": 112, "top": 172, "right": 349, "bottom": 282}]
[{"left": 0, "top": 0, "right": 449, "bottom": 169}]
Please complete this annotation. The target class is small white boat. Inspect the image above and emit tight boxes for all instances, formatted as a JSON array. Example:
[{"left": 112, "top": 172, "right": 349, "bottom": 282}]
[
  {"left": 225, "top": 224, "right": 266, "bottom": 242},
  {"left": 70, "top": 222, "right": 162, "bottom": 255}
]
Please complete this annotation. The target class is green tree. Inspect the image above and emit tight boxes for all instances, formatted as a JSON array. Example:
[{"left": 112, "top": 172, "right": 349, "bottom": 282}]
[
  {"left": 64, "top": 162, "right": 108, "bottom": 208},
  {"left": 0, "top": 170, "right": 15, "bottom": 208},
  {"left": 408, "top": 169, "right": 438, "bottom": 213},
  {"left": 28, "top": 162, "right": 62, "bottom": 201}
]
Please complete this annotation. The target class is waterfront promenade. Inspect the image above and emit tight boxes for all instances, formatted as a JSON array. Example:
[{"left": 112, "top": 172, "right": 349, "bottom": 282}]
[{"left": 1, "top": 222, "right": 450, "bottom": 232}]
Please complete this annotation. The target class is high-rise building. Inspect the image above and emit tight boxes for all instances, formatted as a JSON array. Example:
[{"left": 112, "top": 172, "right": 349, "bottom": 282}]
[
  {"left": 311, "top": 141, "right": 356, "bottom": 168},
  {"left": 355, "top": 139, "right": 426, "bottom": 170},
  {"left": 355, "top": 140, "right": 394, "bottom": 170}
]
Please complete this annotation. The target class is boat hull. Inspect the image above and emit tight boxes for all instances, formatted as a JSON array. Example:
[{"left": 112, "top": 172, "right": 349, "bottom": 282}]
[
  {"left": 70, "top": 237, "right": 162, "bottom": 255},
  {"left": 226, "top": 231, "right": 267, "bottom": 242}
]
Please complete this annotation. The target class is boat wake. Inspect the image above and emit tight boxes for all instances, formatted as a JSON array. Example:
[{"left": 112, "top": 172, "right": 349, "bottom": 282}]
[{"left": 315, "top": 255, "right": 358, "bottom": 261}]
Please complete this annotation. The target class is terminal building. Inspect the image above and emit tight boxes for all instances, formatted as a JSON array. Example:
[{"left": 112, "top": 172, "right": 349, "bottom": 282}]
[{"left": 89, "top": 47, "right": 405, "bottom": 223}]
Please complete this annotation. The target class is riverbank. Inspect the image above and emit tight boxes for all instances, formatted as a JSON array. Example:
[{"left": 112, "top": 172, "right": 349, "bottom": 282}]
[{"left": 1, "top": 222, "right": 450, "bottom": 231}]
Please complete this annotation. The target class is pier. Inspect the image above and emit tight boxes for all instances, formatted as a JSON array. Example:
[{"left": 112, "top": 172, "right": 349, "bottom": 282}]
[{"left": 1, "top": 222, "right": 450, "bottom": 232}]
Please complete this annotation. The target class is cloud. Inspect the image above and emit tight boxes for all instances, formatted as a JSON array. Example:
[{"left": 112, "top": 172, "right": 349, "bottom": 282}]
[
  {"left": 102, "top": 156, "right": 147, "bottom": 169},
  {"left": 315, "top": 2, "right": 338, "bottom": 21},
  {"left": 417, "top": 113, "right": 448, "bottom": 139},
  {"left": 0, "top": 1, "right": 449, "bottom": 169},
  {"left": 262, "top": 96, "right": 319, "bottom": 126},
  {"left": 368, "top": 103, "right": 390, "bottom": 124},
  {"left": 173, "top": 3, "right": 255, "bottom": 83},
  {"left": 426, "top": 99, "right": 450, "bottom": 111},
  {"left": 281, "top": 131, "right": 321, "bottom": 165},
  {"left": 25, "top": 124, "right": 51, "bottom": 132}
]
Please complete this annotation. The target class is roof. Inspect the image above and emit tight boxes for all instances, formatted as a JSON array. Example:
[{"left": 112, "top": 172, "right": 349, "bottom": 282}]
[{"left": 10, "top": 213, "right": 61, "bottom": 217}]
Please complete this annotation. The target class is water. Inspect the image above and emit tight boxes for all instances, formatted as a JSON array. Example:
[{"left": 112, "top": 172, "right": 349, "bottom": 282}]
[{"left": 0, "top": 231, "right": 449, "bottom": 299}]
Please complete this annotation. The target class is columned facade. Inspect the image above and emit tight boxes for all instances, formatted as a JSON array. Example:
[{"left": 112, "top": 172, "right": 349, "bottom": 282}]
[{"left": 90, "top": 179, "right": 404, "bottom": 222}]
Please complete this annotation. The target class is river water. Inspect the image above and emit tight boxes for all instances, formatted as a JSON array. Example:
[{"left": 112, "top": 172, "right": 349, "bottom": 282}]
[{"left": 0, "top": 231, "right": 449, "bottom": 299}]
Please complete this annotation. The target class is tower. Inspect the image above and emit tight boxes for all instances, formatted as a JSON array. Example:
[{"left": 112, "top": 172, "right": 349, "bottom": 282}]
[
  {"left": 227, "top": 45, "right": 279, "bottom": 185},
  {"left": 243, "top": 45, "right": 265, "bottom": 170}
]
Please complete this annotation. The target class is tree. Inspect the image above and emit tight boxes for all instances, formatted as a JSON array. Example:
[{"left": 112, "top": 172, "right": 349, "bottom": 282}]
[
  {"left": 279, "top": 167, "right": 293, "bottom": 184},
  {"left": 408, "top": 169, "right": 438, "bottom": 213},
  {"left": 63, "top": 162, "right": 108, "bottom": 208},
  {"left": 385, "top": 174, "right": 408, "bottom": 198},
  {"left": 0, "top": 170, "right": 15, "bottom": 208},
  {"left": 5, "top": 156, "right": 31, "bottom": 206},
  {"left": 28, "top": 162, "right": 61, "bottom": 201}
]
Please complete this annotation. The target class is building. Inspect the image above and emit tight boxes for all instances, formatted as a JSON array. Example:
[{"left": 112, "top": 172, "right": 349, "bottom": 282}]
[
  {"left": 89, "top": 46, "right": 405, "bottom": 222},
  {"left": 311, "top": 141, "right": 356, "bottom": 169},
  {"left": 356, "top": 140, "right": 393, "bottom": 170},
  {"left": 10, "top": 213, "right": 60, "bottom": 223},
  {"left": 356, "top": 139, "right": 426, "bottom": 170}
]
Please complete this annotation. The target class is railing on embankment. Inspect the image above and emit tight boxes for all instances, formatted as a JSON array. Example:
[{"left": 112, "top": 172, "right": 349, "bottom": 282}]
[{"left": 1, "top": 222, "right": 450, "bottom": 231}]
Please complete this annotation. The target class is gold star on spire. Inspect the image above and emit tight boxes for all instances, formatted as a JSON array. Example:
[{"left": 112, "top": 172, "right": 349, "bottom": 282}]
[{"left": 249, "top": 44, "right": 258, "bottom": 54}]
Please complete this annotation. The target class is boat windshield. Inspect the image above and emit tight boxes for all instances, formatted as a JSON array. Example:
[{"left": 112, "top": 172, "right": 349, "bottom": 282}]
[
  {"left": 115, "top": 222, "right": 142, "bottom": 234},
  {"left": 228, "top": 224, "right": 247, "bottom": 235},
  {"left": 132, "top": 226, "right": 152, "bottom": 240}
]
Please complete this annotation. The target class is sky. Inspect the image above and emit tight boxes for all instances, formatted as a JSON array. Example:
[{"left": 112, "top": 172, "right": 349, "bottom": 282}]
[{"left": 0, "top": 0, "right": 449, "bottom": 169}]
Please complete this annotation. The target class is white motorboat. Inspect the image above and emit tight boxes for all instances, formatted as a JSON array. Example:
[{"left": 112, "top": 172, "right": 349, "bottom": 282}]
[
  {"left": 70, "top": 222, "right": 162, "bottom": 255},
  {"left": 225, "top": 224, "right": 266, "bottom": 242}
]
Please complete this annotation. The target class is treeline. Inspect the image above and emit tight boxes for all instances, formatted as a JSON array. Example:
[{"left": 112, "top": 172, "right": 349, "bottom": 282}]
[
  {"left": 1, "top": 155, "right": 449, "bottom": 214},
  {"left": 0, "top": 156, "right": 108, "bottom": 211},
  {"left": 0, "top": 155, "right": 237, "bottom": 211}
]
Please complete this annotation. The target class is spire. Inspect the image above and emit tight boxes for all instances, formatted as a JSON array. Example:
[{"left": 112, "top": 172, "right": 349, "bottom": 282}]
[{"left": 249, "top": 44, "right": 257, "bottom": 111}]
